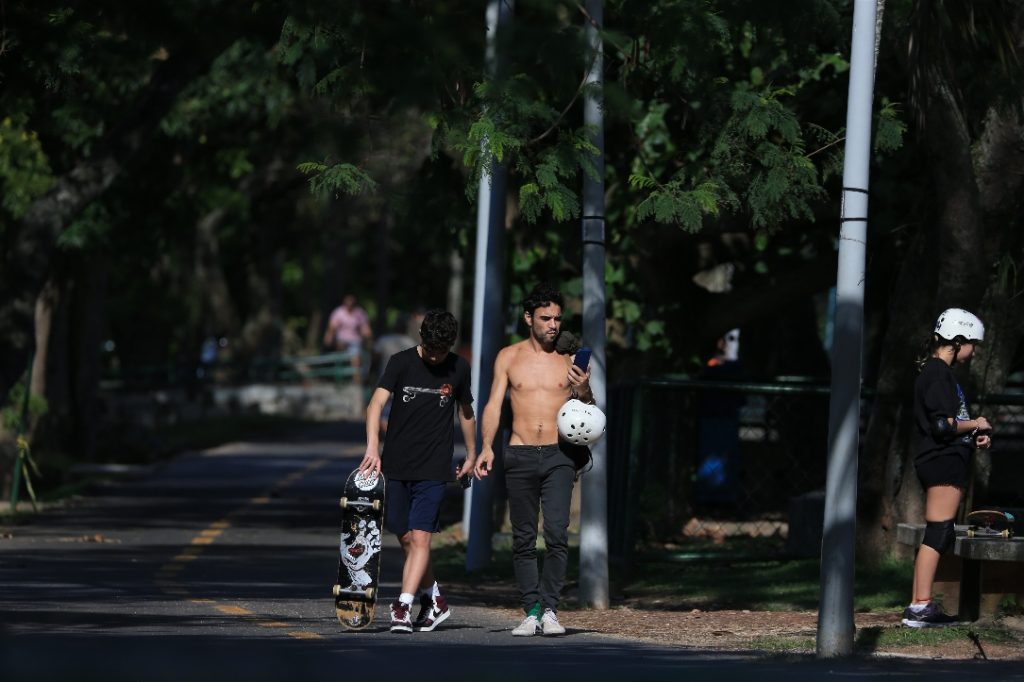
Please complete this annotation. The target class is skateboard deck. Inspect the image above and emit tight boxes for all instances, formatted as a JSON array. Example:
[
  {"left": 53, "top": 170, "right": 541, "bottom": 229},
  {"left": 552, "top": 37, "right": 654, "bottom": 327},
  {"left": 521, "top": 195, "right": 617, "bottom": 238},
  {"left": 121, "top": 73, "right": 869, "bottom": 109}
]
[
  {"left": 333, "top": 469, "right": 386, "bottom": 629},
  {"left": 965, "top": 509, "right": 1015, "bottom": 538}
]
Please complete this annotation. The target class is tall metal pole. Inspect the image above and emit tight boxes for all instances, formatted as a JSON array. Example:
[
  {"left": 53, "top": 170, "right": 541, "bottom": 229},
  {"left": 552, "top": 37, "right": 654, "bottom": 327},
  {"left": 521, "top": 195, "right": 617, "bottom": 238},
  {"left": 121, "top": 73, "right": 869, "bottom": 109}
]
[
  {"left": 579, "top": 0, "right": 609, "bottom": 609},
  {"left": 464, "top": 0, "right": 513, "bottom": 571},
  {"left": 816, "top": 0, "right": 877, "bottom": 658}
]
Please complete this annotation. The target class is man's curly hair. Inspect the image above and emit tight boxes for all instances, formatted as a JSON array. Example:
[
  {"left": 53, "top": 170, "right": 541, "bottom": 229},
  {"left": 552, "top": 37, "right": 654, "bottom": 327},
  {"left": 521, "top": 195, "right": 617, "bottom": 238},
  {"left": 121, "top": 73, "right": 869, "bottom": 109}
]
[
  {"left": 522, "top": 283, "right": 564, "bottom": 315},
  {"left": 420, "top": 309, "right": 458, "bottom": 350}
]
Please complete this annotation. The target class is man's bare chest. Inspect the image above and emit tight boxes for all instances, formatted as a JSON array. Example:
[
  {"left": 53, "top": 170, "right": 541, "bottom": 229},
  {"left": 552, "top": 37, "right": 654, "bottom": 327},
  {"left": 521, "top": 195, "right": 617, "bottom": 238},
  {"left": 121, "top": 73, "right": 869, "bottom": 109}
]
[{"left": 507, "top": 356, "right": 570, "bottom": 394}]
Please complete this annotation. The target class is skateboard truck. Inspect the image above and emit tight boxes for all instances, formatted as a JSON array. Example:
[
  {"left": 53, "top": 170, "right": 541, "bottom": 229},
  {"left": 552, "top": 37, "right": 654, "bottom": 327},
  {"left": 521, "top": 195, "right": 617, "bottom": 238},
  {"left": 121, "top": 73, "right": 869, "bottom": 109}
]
[
  {"left": 332, "top": 584, "right": 376, "bottom": 599},
  {"left": 339, "top": 496, "right": 382, "bottom": 511}
]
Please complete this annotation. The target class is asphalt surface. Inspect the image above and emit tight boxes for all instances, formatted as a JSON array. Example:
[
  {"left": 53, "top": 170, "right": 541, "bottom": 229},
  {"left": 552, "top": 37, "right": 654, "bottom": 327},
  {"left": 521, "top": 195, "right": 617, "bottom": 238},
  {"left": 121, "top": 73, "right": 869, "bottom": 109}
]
[{"left": 2, "top": 422, "right": 1022, "bottom": 681}]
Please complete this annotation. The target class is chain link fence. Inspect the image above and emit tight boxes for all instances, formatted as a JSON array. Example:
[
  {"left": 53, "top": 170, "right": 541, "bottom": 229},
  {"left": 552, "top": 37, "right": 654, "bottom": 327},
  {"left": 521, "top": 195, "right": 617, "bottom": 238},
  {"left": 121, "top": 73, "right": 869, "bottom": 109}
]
[{"left": 607, "top": 378, "right": 1024, "bottom": 561}]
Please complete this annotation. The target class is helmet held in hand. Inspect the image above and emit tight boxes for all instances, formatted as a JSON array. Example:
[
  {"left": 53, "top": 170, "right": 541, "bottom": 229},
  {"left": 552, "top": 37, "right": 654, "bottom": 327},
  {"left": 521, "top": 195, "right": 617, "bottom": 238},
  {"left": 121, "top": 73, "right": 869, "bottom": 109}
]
[{"left": 556, "top": 399, "right": 606, "bottom": 446}]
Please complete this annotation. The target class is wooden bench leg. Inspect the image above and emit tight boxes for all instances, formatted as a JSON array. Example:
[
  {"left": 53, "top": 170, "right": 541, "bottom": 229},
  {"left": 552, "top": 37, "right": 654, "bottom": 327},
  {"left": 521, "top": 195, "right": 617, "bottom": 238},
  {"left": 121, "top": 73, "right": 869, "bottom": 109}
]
[{"left": 958, "top": 558, "right": 981, "bottom": 622}]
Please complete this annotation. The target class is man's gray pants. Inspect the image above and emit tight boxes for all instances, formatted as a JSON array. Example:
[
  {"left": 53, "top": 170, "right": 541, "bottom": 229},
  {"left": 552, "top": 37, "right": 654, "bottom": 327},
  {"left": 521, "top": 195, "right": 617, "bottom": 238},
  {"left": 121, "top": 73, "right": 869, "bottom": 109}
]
[{"left": 504, "top": 443, "right": 578, "bottom": 613}]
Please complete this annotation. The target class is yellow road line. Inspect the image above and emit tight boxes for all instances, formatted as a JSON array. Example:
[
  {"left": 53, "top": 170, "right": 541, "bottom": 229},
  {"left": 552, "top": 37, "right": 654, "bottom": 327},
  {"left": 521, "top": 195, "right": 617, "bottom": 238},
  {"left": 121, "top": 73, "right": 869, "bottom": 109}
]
[
  {"left": 154, "top": 456, "right": 331, "bottom": 639},
  {"left": 288, "top": 631, "right": 323, "bottom": 640},
  {"left": 257, "top": 620, "right": 291, "bottom": 629}
]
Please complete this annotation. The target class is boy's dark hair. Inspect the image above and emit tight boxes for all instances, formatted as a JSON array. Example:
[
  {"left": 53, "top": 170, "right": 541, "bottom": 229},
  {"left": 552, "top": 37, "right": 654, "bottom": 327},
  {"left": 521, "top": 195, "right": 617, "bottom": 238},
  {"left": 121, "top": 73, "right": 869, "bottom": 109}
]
[
  {"left": 522, "top": 283, "right": 564, "bottom": 315},
  {"left": 420, "top": 310, "right": 458, "bottom": 350}
]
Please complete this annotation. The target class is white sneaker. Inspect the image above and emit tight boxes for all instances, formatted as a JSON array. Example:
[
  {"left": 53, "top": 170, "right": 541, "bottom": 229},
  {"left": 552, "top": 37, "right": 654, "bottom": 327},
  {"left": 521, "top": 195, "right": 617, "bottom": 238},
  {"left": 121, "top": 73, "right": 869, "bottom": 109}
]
[
  {"left": 511, "top": 614, "right": 540, "bottom": 636},
  {"left": 541, "top": 609, "right": 565, "bottom": 635}
]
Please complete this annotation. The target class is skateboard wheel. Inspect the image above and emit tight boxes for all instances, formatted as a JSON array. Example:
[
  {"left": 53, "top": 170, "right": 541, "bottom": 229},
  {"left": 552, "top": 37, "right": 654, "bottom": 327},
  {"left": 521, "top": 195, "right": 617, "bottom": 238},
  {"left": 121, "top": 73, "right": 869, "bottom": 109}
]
[
  {"left": 372, "top": 499, "right": 382, "bottom": 511},
  {"left": 339, "top": 497, "right": 348, "bottom": 509},
  {"left": 333, "top": 584, "right": 341, "bottom": 597},
  {"left": 967, "top": 529, "right": 976, "bottom": 538},
  {"left": 365, "top": 587, "right": 375, "bottom": 600},
  {"left": 1001, "top": 530, "right": 1010, "bottom": 538}
]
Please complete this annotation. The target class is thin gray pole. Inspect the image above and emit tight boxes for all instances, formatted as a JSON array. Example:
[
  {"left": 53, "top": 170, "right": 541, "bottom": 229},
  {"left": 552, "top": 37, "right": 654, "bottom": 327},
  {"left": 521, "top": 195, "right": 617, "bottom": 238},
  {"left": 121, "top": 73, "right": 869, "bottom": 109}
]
[
  {"left": 579, "top": 0, "right": 609, "bottom": 609},
  {"left": 464, "top": 0, "right": 512, "bottom": 571},
  {"left": 816, "top": 0, "right": 878, "bottom": 659}
]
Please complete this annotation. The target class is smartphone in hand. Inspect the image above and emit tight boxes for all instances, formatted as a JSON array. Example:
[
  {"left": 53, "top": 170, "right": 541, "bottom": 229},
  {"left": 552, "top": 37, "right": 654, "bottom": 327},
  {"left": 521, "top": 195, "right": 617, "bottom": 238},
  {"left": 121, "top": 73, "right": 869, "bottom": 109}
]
[{"left": 573, "top": 347, "right": 592, "bottom": 371}]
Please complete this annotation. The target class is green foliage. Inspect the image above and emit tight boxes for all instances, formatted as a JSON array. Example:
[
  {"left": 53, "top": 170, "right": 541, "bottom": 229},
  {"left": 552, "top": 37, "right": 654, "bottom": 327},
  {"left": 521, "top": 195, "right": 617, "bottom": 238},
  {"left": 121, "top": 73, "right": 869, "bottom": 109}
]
[
  {"left": 874, "top": 99, "right": 906, "bottom": 154},
  {"left": 633, "top": 177, "right": 731, "bottom": 231},
  {"left": 297, "top": 162, "right": 378, "bottom": 197},
  {"left": 0, "top": 377, "right": 49, "bottom": 434},
  {"left": 58, "top": 202, "right": 112, "bottom": 251},
  {"left": 0, "top": 115, "right": 55, "bottom": 219}
]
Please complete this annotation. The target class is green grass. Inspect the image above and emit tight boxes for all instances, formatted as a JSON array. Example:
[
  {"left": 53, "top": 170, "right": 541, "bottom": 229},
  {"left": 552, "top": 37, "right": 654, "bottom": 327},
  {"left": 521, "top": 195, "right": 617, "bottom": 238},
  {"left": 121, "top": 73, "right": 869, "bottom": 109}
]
[
  {"left": 621, "top": 554, "right": 912, "bottom": 612},
  {"left": 855, "top": 625, "right": 1018, "bottom": 649},
  {"left": 748, "top": 636, "right": 815, "bottom": 653}
]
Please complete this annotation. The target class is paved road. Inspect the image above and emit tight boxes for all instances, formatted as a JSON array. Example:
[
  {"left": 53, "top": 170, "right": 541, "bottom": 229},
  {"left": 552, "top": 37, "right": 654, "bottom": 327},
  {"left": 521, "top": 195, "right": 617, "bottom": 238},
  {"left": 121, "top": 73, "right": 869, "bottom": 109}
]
[{"left": 1, "top": 423, "right": 1021, "bottom": 681}]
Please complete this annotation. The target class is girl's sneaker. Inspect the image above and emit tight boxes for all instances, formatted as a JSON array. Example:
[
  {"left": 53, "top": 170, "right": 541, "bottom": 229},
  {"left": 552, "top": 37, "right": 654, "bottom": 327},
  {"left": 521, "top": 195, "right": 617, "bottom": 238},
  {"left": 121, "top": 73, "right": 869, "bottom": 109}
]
[{"left": 901, "top": 602, "right": 958, "bottom": 628}]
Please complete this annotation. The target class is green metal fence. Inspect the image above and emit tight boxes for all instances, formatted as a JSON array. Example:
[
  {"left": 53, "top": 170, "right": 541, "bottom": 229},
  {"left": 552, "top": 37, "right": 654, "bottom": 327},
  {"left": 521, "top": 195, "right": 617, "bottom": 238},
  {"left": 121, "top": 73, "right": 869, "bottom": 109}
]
[{"left": 607, "top": 377, "right": 1024, "bottom": 560}]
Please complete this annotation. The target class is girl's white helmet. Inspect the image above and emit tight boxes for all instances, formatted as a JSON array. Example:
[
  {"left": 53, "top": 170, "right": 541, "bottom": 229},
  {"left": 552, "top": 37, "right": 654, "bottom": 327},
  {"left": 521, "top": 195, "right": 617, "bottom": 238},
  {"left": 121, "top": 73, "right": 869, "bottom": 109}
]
[
  {"left": 556, "top": 399, "right": 606, "bottom": 446},
  {"left": 935, "top": 308, "right": 985, "bottom": 342}
]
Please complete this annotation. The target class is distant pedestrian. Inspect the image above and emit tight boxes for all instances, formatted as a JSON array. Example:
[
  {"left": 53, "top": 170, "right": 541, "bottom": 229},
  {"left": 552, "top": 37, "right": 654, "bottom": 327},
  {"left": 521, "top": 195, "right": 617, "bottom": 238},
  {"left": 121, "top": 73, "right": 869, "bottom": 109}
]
[
  {"left": 358, "top": 310, "right": 476, "bottom": 633},
  {"left": 324, "top": 294, "right": 373, "bottom": 384},
  {"left": 902, "top": 308, "right": 992, "bottom": 628}
]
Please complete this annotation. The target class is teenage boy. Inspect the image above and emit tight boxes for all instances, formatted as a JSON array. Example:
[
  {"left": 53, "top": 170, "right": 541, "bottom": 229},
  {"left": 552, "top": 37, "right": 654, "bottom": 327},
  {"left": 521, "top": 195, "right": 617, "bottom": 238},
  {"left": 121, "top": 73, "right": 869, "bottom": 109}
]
[{"left": 358, "top": 310, "right": 476, "bottom": 633}]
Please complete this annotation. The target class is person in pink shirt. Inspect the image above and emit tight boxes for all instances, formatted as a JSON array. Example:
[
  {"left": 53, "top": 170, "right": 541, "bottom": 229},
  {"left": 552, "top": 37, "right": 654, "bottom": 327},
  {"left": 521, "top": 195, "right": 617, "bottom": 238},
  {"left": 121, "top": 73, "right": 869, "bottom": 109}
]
[{"left": 324, "top": 294, "right": 373, "bottom": 383}]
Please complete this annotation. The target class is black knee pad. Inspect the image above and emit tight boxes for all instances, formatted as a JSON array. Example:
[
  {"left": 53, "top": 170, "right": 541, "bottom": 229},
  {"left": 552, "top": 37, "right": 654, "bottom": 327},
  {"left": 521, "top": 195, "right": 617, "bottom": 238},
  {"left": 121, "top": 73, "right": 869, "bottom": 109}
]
[{"left": 922, "top": 519, "right": 955, "bottom": 555}]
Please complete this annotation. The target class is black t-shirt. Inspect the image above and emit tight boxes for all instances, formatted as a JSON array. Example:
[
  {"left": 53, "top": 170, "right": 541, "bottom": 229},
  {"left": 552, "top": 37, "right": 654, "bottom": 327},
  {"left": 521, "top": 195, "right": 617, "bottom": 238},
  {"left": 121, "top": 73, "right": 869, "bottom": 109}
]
[
  {"left": 913, "top": 357, "right": 973, "bottom": 464},
  {"left": 378, "top": 347, "right": 473, "bottom": 481}
]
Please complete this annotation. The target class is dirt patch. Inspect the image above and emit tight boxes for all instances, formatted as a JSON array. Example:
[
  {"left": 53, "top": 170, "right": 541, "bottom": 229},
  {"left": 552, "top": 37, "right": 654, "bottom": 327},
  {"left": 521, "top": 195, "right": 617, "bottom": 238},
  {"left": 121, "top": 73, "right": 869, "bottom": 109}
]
[
  {"left": 557, "top": 608, "right": 1014, "bottom": 657},
  {"left": 450, "top": 585, "right": 1024, "bottom": 661}
]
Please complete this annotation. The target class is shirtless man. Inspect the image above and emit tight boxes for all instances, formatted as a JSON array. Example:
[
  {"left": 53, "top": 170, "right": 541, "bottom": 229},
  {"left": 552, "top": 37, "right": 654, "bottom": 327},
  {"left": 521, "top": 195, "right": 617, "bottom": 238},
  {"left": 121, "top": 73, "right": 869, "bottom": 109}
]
[{"left": 475, "top": 283, "right": 592, "bottom": 637}]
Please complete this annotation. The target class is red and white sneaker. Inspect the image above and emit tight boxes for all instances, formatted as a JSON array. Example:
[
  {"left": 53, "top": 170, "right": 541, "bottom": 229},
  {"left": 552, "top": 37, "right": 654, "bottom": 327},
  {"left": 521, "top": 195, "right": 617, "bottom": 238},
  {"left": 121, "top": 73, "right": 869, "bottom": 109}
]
[
  {"left": 390, "top": 600, "right": 413, "bottom": 633},
  {"left": 414, "top": 594, "right": 451, "bottom": 632}
]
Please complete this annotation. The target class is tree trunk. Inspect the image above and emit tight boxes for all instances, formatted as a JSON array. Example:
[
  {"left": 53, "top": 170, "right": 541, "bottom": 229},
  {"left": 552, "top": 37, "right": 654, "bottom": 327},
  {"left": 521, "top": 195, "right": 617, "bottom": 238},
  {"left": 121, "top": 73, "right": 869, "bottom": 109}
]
[{"left": 194, "top": 206, "right": 243, "bottom": 338}]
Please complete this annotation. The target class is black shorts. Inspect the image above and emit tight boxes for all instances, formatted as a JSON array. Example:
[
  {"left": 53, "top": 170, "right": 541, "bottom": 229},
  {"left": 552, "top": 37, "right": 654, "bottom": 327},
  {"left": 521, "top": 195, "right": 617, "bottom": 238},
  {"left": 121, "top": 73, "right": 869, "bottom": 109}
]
[{"left": 915, "top": 452, "right": 970, "bottom": 490}]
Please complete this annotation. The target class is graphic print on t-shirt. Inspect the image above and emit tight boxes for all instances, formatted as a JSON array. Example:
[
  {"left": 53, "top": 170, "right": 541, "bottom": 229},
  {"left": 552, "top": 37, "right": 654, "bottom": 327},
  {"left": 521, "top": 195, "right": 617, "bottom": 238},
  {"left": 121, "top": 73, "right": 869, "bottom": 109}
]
[
  {"left": 401, "top": 383, "right": 454, "bottom": 406},
  {"left": 954, "top": 384, "right": 973, "bottom": 445}
]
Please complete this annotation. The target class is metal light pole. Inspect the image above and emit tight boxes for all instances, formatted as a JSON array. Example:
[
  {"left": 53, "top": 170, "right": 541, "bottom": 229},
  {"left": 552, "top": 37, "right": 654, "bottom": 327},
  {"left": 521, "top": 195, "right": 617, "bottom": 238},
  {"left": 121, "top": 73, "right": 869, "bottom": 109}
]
[
  {"left": 816, "top": 0, "right": 878, "bottom": 658},
  {"left": 579, "top": 0, "right": 609, "bottom": 609},
  {"left": 464, "top": 0, "right": 513, "bottom": 571}
]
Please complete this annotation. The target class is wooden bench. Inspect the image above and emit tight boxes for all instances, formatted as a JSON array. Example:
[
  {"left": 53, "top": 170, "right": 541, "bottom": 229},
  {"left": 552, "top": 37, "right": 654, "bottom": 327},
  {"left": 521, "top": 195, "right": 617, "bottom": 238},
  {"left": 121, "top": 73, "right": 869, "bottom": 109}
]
[{"left": 897, "top": 522, "right": 1024, "bottom": 621}]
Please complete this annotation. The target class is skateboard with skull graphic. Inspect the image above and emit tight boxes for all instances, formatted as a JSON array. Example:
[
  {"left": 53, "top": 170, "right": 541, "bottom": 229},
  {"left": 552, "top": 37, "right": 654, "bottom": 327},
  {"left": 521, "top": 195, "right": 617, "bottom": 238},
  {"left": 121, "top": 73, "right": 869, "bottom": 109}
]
[{"left": 333, "top": 468, "right": 386, "bottom": 629}]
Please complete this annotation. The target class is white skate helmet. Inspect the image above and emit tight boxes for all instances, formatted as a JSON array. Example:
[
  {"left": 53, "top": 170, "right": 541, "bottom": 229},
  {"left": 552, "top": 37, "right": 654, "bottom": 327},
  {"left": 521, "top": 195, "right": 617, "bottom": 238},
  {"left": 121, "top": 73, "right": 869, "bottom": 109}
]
[
  {"left": 557, "top": 399, "right": 606, "bottom": 446},
  {"left": 934, "top": 308, "right": 984, "bottom": 343}
]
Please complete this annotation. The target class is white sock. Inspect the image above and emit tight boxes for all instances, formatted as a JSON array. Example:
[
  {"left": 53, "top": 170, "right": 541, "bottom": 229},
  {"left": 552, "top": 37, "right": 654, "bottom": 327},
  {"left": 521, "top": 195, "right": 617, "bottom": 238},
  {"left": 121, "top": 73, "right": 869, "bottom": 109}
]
[
  {"left": 431, "top": 582, "right": 441, "bottom": 599},
  {"left": 909, "top": 602, "right": 928, "bottom": 613},
  {"left": 399, "top": 592, "right": 415, "bottom": 606}
]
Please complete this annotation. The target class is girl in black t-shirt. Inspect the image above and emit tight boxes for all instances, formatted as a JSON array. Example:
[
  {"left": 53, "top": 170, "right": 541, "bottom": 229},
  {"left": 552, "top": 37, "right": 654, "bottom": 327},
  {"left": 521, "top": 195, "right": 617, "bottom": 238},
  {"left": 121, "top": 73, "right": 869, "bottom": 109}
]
[{"left": 902, "top": 308, "right": 992, "bottom": 628}]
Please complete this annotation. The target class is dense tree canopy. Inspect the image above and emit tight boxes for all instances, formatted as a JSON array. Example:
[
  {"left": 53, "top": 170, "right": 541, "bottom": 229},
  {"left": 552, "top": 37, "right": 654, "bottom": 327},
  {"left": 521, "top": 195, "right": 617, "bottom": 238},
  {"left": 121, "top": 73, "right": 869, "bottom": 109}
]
[{"left": 1, "top": 0, "right": 1023, "bottom": 551}]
